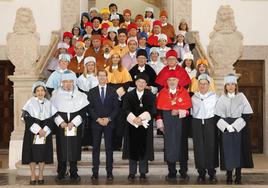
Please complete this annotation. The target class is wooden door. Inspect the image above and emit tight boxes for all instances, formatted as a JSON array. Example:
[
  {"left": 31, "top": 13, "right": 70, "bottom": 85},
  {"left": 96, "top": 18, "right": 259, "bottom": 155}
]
[
  {"left": 0, "top": 61, "right": 14, "bottom": 148},
  {"left": 234, "top": 60, "right": 264, "bottom": 153}
]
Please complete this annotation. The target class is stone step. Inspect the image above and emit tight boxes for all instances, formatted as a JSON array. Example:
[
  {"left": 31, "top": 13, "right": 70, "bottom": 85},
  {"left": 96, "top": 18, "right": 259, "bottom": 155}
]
[
  {"left": 52, "top": 150, "right": 194, "bottom": 164},
  {"left": 51, "top": 136, "right": 193, "bottom": 151},
  {"left": 16, "top": 151, "right": 196, "bottom": 176}
]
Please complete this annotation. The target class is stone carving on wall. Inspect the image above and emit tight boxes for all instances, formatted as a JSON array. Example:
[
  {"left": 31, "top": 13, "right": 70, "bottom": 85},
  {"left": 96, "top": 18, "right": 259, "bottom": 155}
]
[
  {"left": 6, "top": 7, "right": 40, "bottom": 75},
  {"left": 208, "top": 5, "right": 243, "bottom": 76}
]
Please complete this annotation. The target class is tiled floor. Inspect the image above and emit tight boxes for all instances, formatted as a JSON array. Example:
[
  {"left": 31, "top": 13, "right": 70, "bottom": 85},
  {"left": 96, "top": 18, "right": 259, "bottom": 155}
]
[{"left": 1, "top": 172, "right": 268, "bottom": 186}]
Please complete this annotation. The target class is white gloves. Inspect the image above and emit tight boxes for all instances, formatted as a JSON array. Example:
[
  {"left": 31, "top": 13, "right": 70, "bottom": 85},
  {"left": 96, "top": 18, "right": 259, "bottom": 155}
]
[
  {"left": 217, "top": 118, "right": 246, "bottom": 133},
  {"left": 226, "top": 124, "right": 235, "bottom": 132},
  {"left": 232, "top": 118, "right": 246, "bottom": 132}
]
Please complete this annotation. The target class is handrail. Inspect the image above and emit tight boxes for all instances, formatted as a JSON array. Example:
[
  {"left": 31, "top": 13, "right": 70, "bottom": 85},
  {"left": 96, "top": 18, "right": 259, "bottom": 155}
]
[
  {"left": 35, "top": 30, "right": 61, "bottom": 77},
  {"left": 185, "top": 31, "right": 214, "bottom": 74}
]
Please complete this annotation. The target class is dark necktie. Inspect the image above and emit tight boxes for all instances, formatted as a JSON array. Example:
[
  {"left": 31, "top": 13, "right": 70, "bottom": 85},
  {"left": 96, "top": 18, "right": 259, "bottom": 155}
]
[{"left": 101, "top": 87, "right": 105, "bottom": 104}]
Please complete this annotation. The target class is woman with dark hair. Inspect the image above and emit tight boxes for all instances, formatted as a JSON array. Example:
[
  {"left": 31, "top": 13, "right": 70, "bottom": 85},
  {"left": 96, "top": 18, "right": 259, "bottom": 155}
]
[
  {"left": 22, "top": 81, "right": 57, "bottom": 185},
  {"left": 181, "top": 52, "right": 196, "bottom": 80},
  {"left": 190, "top": 58, "right": 216, "bottom": 93},
  {"left": 178, "top": 19, "right": 189, "bottom": 32},
  {"left": 173, "top": 30, "right": 190, "bottom": 62},
  {"left": 215, "top": 74, "right": 254, "bottom": 185},
  {"left": 144, "top": 7, "right": 155, "bottom": 26},
  {"left": 72, "top": 24, "right": 81, "bottom": 39},
  {"left": 80, "top": 12, "right": 90, "bottom": 35},
  {"left": 107, "top": 26, "right": 118, "bottom": 46}
]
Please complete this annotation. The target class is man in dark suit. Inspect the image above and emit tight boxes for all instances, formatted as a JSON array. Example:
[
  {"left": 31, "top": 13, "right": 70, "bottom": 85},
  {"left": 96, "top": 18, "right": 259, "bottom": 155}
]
[
  {"left": 109, "top": 3, "right": 124, "bottom": 24},
  {"left": 88, "top": 70, "right": 119, "bottom": 181}
]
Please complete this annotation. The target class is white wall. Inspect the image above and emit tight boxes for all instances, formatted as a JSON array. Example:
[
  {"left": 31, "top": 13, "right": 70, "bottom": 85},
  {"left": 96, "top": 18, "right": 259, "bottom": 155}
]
[
  {"left": 0, "top": 0, "right": 61, "bottom": 45},
  {"left": 192, "top": 0, "right": 268, "bottom": 47},
  {"left": 80, "top": 0, "right": 88, "bottom": 15},
  {"left": 96, "top": 0, "right": 160, "bottom": 21}
]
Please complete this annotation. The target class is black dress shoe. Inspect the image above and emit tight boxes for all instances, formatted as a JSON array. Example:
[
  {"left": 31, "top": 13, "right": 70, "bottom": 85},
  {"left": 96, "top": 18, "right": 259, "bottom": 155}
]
[
  {"left": 38, "top": 179, "right": 44, "bottom": 185},
  {"left": 55, "top": 175, "right": 65, "bottom": 181},
  {"left": 226, "top": 178, "right": 233, "bottom": 184},
  {"left": 107, "top": 173, "right": 114, "bottom": 181},
  {"left": 165, "top": 174, "right": 177, "bottom": 182},
  {"left": 139, "top": 173, "right": 147, "bottom": 181},
  {"left": 179, "top": 173, "right": 190, "bottom": 180},
  {"left": 234, "top": 178, "right": 242, "bottom": 184},
  {"left": 209, "top": 175, "right": 217, "bottom": 183},
  {"left": 70, "top": 175, "right": 81, "bottom": 182},
  {"left": 197, "top": 176, "right": 205, "bottom": 184},
  {"left": 30, "top": 180, "right": 36, "bottom": 185},
  {"left": 128, "top": 174, "right": 135, "bottom": 181},
  {"left": 91, "top": 173, "right": 98, "bottom": 180}
]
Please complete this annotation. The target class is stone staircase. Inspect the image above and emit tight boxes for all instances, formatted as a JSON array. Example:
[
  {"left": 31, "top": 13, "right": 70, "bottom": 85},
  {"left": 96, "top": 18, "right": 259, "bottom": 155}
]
[{"left": 16, "top": 128, "right": 199, "bottom": 176}]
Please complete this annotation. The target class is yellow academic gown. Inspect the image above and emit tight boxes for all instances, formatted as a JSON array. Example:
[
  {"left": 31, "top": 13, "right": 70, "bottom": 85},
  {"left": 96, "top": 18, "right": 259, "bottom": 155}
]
[{"left": 190, "top": 77, "right": 216, "bottom": 93}]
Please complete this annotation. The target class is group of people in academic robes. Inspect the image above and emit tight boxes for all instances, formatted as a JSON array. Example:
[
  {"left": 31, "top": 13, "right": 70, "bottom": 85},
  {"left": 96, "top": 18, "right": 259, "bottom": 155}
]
[{"left": 21, "top": 48, "right": 254, "bottom": 185}]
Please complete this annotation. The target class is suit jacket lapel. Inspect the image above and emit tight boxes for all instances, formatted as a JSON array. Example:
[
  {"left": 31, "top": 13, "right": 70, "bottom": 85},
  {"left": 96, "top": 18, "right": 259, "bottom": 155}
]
[{"left": 95, "top": 87, "right": 103, "bottom": 105}]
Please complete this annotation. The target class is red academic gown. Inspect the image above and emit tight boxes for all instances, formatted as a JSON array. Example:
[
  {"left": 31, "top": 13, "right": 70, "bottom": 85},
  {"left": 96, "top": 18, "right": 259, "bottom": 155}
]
[
  {"left": 155, "top": 65, "right": 191, "bottom": 88},
  {"left": 156, "top": 86, "right": 192, "bottom": 162}
]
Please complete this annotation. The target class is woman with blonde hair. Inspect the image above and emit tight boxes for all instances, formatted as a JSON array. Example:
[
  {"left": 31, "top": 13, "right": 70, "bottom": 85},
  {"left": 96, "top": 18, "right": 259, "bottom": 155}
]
[
  {"left": 190, "top": 58, "right": 216, "bottom": 93},
  {"left": 106, "top": 52, "right": 132, "bottom": 86},
  {"left": 77, "top": 56, "right": 99, "bottom": 92},
  {"left": 105, "top": 51, "right": 132, "bottom": 150}
]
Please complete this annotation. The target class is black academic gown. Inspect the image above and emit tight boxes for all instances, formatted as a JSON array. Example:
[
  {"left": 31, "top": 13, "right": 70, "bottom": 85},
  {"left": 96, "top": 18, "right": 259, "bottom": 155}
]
[
  {"left": 191, "top": 117, "right": 219, "bottom": 169},
  {"left": 217, "top": 114, "right": 253, "bottom": 171},
  {"left": 129, "top": 64, "right": 157, "bottom": 88},
  {"left": 77, "top": 89, "right": 92, "bottom": 147},
  {"left": 21, "top": 111, "right": 54, "bottom": 164},
  {"left": 55, "top": 108, "right": 86, "bottom": 162},
  {"left": 122, "top": 89, "right": 156, "bottom": 161},
  {"left": 108, "top": 82, "right": 131, "bottom": 150}
]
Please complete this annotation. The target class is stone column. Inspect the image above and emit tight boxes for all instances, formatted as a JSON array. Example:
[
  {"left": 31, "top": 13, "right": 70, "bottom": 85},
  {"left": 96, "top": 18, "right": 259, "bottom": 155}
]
[
  {"left": 6, "top": 7, "right": 41, "bottom": 169},
  {"left": 88, "top": 0, "right": 96, "bottom": 11},
  {"left": 164, "top": 0, "right": 192, "bottom": 33},
  {"left": 8, "top": 76, "right": 40, "bottom": 169},
  {"left": 61, "top": 0, "right": 81, "bottom": 32}
]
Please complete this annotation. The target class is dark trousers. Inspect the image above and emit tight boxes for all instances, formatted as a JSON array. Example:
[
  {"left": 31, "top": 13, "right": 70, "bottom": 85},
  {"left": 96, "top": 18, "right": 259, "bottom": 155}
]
[
  {"left": 129, "top": 159, "right": 148, "bottom": 174},
  {"left": 227, "top": 168, "right": 241, "bottom": 179},
  {"left": 57, "top": 161, "right": 78, "bottom": 177},
  {"left": 198, "top": 168, "right": 216, "bottom": 177},
  {"left": 92, "top": 125, "right": 113, "bottom": 174}
]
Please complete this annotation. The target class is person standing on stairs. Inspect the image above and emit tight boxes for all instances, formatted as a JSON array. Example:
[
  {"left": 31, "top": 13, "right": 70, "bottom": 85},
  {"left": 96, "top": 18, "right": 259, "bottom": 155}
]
[
  {"left": 191, "top": 74, "right": 219, "bottom": 183},
  {"left": 215, "top": 74, "right": 254, "bottom": 185},
  {"left": 122, "top": 73, "right": 156, "bottom": 181},
  {"left": 87, "top": 69, "right": 119, "bottom": 181},
  {"left": 21, "top": 81, "right": 57, "bottom": 185},
  {"left": 155, "top": 50, "right": 191, "bottom": 180},
  {"left": 51, "top": 72, "right": 89, "bottom": 182},
  {"left": 156, "top": 72, "right": 192, "bottom": 182}
]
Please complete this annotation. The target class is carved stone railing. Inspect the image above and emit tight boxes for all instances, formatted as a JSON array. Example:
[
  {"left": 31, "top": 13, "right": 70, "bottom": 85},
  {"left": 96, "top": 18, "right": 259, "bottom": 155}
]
[
  {"left": 35, "top": 30, "right": 61, "bottom": 78},
  {"left": 185, "top": 31, "right": 214, "bottom": 72}
]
